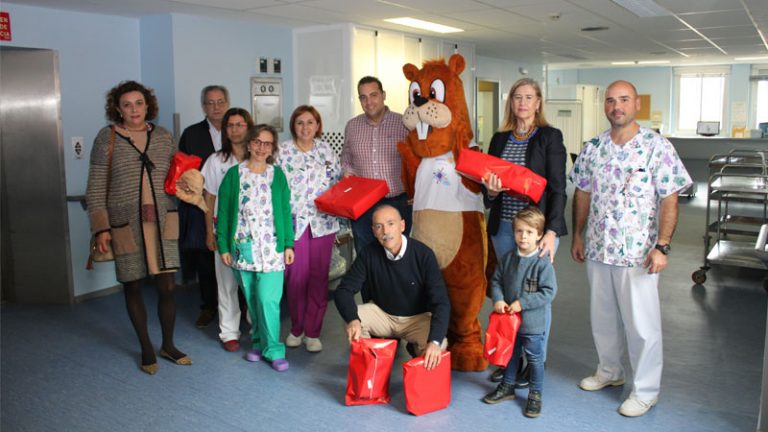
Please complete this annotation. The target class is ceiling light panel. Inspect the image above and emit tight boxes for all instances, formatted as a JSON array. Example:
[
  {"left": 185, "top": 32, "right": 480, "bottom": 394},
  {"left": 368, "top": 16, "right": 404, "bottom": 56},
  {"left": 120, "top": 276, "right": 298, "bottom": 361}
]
[
  {"left": 175, "top": 0, "right": 275, "bottom": 8},
  {"left": 383, "top": 17, "right": 464, "bottom": 33},
  {"left": 611, "top": 0, "right": 671, "bottom": 17}
]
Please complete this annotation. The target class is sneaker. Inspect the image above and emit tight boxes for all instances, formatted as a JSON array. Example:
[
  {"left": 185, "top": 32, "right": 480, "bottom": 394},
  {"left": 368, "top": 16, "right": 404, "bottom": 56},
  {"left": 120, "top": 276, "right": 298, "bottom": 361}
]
[
  {"left": 619, "top": 396, "right": 657, "bottom": 417},
  {"left": 245, "top": 349, "right": 261, "bottom": 362},
  {"left": 222, "top": 340, "right": 240, "bottom": 352},
  {"left": 579, "top": 374, "right": 625, "bottom": 391},
  {"left": 482, "top": 382, "right": 516, "bottom": 404},
  {"left": 286, "top": 332, "right": 303, "bottom": 348},
  {"left": 304, "top": 337, "right": 323, "bottom": 353},
  {"left": 489, "top": 367, "right": 505, "bottom": 383},
  {"left": 270, "top": 358, "right": 289, "bottom": 372},
  {"left": 195, "top": 309, "right": 216, "bottom": 328},
  {"left": 524, "top": 391, "right": 542, "bottom": 418}
]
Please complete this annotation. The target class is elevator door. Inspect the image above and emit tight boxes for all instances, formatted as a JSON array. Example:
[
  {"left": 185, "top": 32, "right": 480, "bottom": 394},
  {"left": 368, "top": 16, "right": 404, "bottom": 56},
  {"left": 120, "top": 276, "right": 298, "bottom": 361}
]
[{"left": 1, "top": 47, "right": 73, "bottom": 304}]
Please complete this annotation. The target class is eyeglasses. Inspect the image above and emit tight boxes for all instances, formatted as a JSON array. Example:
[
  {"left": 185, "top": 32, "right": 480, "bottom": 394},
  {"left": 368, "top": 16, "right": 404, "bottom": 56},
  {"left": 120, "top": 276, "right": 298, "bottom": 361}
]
[
  {"left": 226, "top": 122, "right": 247, "bottom": 129},
  {"left": 252, "top": 139, "right": 273, "bottom": 147},
  {"left": 204, "top": 99, "right": 227, "bottom": 107}
]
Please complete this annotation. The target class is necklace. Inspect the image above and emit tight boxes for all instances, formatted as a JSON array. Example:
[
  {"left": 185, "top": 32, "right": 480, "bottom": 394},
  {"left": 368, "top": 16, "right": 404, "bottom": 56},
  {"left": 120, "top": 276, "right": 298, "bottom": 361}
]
[
  {"left": 120, "top": 122, "right": 149, "bottom": 132},
  {"left": 512, "top": 125, "right": 534, "bottom": 141}
]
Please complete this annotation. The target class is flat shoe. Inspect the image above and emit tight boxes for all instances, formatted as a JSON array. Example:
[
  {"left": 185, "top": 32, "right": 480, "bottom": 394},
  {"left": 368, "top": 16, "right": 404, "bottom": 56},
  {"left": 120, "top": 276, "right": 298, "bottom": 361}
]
[
  {"left": 245, "top": 349, "right": 262, "bottom": 362},
  {"left": 140, "top": 362, "right": 158, "bottom": 375},
  {"left": 269, "top": 358, "right": 289, "bottom": 372},
  {"left": 159, "top": 349, "right": 192, "bottom": 365}
]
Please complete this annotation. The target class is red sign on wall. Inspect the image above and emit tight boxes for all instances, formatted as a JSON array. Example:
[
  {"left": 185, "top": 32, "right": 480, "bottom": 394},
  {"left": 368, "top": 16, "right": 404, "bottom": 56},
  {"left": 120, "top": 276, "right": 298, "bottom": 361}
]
[{"left": 0, "top": 12, "right": 12, "bottom": 41}]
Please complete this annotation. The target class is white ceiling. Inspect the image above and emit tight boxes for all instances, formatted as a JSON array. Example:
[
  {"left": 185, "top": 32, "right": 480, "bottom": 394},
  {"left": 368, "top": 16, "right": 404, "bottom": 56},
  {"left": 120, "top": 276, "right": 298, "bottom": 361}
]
[{"left": 9, "top": 0, "right": 768, "bottom": 68}]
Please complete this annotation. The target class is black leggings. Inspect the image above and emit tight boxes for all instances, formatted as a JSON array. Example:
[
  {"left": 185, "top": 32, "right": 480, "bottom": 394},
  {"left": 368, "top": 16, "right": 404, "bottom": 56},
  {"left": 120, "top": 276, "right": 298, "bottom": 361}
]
[{"left": 123, "top": 273, "right": 182, "bottom": 364}]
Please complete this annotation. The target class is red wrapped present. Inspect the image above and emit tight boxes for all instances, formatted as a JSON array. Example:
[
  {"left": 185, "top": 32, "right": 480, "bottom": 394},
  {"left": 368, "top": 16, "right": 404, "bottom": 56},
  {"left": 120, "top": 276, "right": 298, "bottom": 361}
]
[
  {"left": 315, "top": 176, "right": 389, "bottom": 220},
  {"left": 165, "top": 151, "right": 202, "bottom": 195},
  {"left": 484, "top": 312, "right": 522, "bottom": 367},
  {"left": 403, "top": 351, "right": 451, "bottom": 416},
  {"left": 345, "top": 338, "right": 398, "bottom": 406},
  {"left": 455, "top": 148, "right": 547, "bottom": 204}
]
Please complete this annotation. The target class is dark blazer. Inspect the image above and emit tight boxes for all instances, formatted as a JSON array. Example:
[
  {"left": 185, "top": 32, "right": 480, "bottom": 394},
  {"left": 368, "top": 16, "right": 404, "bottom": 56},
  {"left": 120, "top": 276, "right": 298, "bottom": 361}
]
[
  {"left": 483, "top": 126, "right": 568, "bottom": 237},
  {"left": 178, "top": 119, "right": 216, "bottom": 166},
  {"left": 178, "top": 119, "right": 217, "bottom": 250}
]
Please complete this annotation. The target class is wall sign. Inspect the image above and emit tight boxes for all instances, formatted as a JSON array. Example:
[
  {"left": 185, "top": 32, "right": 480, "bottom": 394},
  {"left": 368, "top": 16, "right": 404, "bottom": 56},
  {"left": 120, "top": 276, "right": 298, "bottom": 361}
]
[{"left": 0, "top": 12, "right": 11, "bottom": 41}]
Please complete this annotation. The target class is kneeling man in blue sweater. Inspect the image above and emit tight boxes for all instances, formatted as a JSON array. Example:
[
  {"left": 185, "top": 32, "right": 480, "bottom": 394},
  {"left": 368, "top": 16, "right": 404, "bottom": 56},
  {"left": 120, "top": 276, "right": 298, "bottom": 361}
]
[{"left": 334, "top": 204, "right": 450, "bottom": 370}]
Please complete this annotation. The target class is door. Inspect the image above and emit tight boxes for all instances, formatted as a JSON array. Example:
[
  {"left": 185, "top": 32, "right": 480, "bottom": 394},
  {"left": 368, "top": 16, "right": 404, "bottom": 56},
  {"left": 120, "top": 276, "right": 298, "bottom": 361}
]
[
  {"left": 0, "top": 47, "right": 73, "bottom": 304},
  {"left": 476, "top": 79, "right": 499, "bottom": 153},
  {"left": 544, "top": 100, "right": 583, "bottom": 173}
]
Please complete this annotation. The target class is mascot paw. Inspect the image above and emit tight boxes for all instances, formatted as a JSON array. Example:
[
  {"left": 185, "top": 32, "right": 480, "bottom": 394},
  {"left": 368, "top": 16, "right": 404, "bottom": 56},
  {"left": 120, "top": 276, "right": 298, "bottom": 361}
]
[{"left": 448, "top": 340, "right": 488, "bottom": 371}]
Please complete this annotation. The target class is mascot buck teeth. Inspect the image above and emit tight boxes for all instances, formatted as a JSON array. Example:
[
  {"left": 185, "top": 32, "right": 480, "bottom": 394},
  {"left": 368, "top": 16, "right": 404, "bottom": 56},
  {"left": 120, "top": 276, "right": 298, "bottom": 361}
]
[{"left": 398, "top": 54, "right": 489, "bottom": 371}]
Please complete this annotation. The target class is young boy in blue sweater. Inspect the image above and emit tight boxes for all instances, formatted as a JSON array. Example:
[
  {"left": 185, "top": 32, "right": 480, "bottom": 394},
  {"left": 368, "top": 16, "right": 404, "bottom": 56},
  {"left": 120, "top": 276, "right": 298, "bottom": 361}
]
[{"left": 482, "top": 206, "right": 558, "bottom": 418}]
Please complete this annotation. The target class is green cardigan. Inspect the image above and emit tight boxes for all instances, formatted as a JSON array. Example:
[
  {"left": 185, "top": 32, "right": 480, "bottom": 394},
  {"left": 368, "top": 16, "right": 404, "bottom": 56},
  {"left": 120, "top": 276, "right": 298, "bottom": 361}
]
[{"left": 216, "top": 163, "right": 294, "bottom": 256}]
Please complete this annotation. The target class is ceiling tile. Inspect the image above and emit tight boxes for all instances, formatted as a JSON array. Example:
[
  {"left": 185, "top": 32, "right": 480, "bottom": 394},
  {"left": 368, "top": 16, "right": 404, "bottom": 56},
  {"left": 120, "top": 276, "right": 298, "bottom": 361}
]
[
  {"left": 677, "top": 9, "right": 751, "bottom": 28},
  {"left": 655, "top": 0, "right": 743, "bottom": 14}
]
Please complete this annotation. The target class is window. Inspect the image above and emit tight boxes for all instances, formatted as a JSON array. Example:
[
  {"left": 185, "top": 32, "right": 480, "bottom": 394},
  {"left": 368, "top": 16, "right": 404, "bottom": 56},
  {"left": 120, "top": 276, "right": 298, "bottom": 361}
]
[
  {"left": 751, "top": 65, "right": 768, "bottom": 129},
  {"left": 674, "top": 67, "right": 728, "bottom": 134}
]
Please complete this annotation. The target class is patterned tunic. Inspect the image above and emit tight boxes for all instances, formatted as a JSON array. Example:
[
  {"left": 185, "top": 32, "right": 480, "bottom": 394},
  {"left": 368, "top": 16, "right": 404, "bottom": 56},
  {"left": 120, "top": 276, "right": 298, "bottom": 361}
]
[
  {"left": 569, "top": 127, "right": 692, "bottom": 267},
  {"left": 233, "top": 165, "right": 284, "bottom": 273},
  {"left": 276, "top": 139, "right": 340, "bottom": 240}
]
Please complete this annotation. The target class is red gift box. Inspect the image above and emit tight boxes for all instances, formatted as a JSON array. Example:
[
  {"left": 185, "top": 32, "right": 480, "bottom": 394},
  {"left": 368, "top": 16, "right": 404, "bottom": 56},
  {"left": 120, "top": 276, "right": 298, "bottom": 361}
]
[
  {"left": 484, "top": 312, "right": 522, "bottom": 367},
  {"left": 164, "top": 151, "right": 202, "bottom": 195},
  {"left": 402, "top": 351, "right": 451, "bottom": 416},
  {"left": 315, "top": 176, "right": 389, "bottom": 220},
  {"left": 455, "top": 148, "right": 547, "bottom": 204},
  {"left": 345, "top": 338, "right": 398, "bottom": 406}
]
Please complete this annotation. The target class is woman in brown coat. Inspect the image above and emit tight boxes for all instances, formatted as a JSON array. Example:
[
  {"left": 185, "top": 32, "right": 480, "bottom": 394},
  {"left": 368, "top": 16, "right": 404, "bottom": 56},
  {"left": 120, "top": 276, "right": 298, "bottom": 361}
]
[{"left": 86, "top": 80, "right": 189, "bottom": 374}]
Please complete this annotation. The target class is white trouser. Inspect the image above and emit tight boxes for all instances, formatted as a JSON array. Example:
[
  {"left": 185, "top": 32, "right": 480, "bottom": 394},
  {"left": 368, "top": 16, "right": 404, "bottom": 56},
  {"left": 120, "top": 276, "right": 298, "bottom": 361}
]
[
  {"left": 215, "top": 250, "right": 241, "bottom": 342},
  {"left": 586, "top": 260, "right": 662, "bottom": 401}
]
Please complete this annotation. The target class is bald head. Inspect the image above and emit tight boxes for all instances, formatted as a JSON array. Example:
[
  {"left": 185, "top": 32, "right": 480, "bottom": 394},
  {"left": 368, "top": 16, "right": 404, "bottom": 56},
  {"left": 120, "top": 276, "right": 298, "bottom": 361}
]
[{"left": 607, "top": 80, "right": 638, "bottom": 98}]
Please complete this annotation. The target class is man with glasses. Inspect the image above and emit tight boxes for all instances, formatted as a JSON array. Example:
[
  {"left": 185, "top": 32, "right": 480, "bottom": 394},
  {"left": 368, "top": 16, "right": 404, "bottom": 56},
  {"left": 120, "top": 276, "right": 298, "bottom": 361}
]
[{"left": 178, "top": 85, "right": 230, "bottom": 328}]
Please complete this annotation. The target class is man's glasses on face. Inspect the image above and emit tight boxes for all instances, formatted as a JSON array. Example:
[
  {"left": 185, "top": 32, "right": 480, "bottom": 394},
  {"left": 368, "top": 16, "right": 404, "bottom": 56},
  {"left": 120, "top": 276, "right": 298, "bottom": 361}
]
[{"left": 205, "top": 99, "right": 227, "bottom": 107}]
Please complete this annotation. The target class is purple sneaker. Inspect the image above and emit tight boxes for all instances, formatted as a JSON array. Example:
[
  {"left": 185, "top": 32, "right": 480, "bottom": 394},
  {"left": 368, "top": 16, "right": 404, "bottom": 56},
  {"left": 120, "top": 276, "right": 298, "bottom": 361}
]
[
  {"left": 270, "top": 358, "right": 289, "bottom": 372},
  {"left": 245, "top": 349, "right": 262, "bottom": 362}
]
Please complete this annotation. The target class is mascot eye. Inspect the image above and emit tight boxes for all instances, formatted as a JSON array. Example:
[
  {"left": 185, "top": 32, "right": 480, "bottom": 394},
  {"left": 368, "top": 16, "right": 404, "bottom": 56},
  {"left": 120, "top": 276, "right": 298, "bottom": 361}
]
[
  {"left": 430, "top": 80, "right": 445, "bottom": 102},
  {"left": 409, "top": 82, "right": 422, "bottom": 105}
]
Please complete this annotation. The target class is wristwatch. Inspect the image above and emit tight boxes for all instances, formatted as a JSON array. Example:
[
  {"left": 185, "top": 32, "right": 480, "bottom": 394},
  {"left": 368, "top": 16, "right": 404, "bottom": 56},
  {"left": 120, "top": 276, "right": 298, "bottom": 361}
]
[{"left": 654, "top": 243, "right": 671, "bottom": 255}]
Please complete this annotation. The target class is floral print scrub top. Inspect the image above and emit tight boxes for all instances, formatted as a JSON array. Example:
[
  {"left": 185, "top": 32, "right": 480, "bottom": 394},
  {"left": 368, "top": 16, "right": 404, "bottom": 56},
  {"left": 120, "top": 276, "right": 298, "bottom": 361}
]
[
  {"left": 233, "top": 164, "right": 284, "bottom": 273},
  {"left": 276, "top": 139, "right": 341, "bottom": 240},
  {"left": 569, "top": 127, "right": 692, "bottom": 267}
]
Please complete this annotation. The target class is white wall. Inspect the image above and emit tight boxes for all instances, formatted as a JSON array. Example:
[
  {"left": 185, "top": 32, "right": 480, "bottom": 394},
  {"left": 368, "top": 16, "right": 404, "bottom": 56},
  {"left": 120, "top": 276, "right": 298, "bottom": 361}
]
[
  {"left": 1, "top": 5, "right": 297, "bottom": 298},
  {"left": 1, "top": 4, "right": 142, "bottom": 297},
  {"left": 547, "top": 64, "right": 762, "bottom": 136},
  {"left": 476, "top": 55, "right": 543, "bottom": 133},
  {"left": 170, "top": 14, "right": 294, "bottom": 137}
]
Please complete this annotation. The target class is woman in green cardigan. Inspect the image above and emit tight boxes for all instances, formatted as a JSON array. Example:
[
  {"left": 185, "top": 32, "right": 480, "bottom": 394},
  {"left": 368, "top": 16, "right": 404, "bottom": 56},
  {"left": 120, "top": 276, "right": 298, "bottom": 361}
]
[{"left": 216, "top": 124, "right": 294, "bottom": 371}]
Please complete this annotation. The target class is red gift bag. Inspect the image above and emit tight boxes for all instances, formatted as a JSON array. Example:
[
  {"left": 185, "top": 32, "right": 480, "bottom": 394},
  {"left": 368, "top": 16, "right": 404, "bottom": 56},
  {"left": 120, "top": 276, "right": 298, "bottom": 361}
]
[
  {"left": 345, "top": 338, "right": 398, "bottom": 406},
  {"left": 455, "top": 148, "right": 547, "bottom": 204},
  {"left": 402, "top": 351, "right": 451, "bottom": 416},
  {"left": 164, "top": 151, "right": 202, "bottom": 195},
  {"left": 484, "top": 312, "right": 522, "bottom": 367},
  {"left": 315, "top": 176, "right": 389, "bottom": 220}
]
